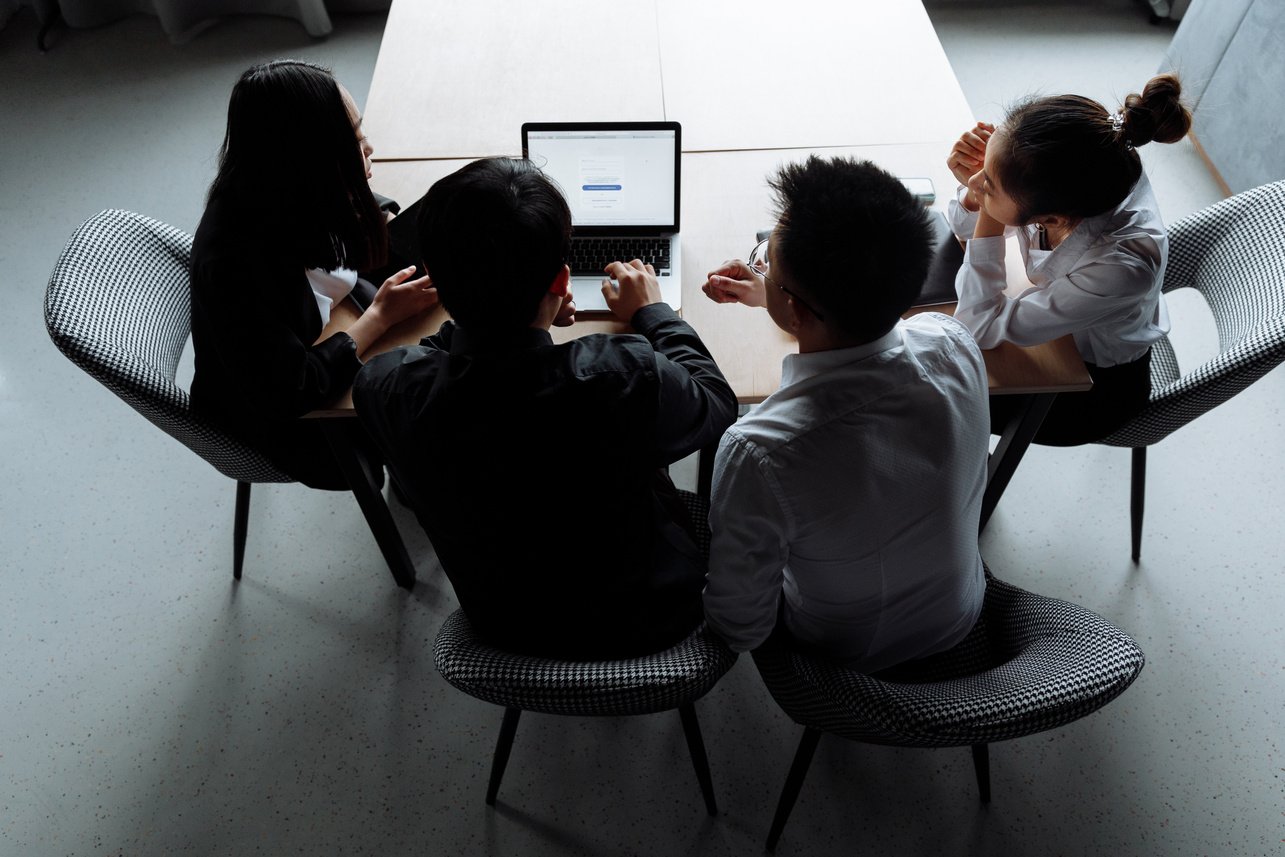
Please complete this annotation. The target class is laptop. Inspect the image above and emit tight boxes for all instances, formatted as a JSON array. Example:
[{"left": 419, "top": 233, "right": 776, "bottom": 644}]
[{"left": 522, "top": 121, "right": 682, "bottom": 314}]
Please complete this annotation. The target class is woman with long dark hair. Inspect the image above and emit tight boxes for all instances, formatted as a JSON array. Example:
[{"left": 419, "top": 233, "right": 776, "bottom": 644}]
[
  {"left": 190, "top": 59, "right": 437, "bottom": 488},
  {"left": 946, "top": 74, "right": 1192, "bottom": 444}
]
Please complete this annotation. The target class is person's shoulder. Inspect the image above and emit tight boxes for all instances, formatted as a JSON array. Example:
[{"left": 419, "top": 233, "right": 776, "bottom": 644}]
[
  {"left": 192, "top": 194, "right": 274, "bottom": 267},
  {"left": 902, "top": 312, "right": 978, "bottom": 351},
  {"left": 195, "top": 193, "right": 248, "bottom": 239},
  {"left": 354, "top": 343, "right": 445, "bottom": 393},
  {"left": 715, "top": 396, "right": 797, "bottom": 464},
  {"left": 558, "top": 331, "right": 658, "bottom": 376},
  {"left": 899, "top": 314, "right": 987, "bottom": 380},
  {"left": 715, "top": 419, "right": 762, "bottom": 462},
  {"left": 1098, "top": 172, "right": 1166, "bottom": 256}
]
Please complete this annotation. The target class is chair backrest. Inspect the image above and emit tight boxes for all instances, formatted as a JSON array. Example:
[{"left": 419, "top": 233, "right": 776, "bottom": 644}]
[
  {"left": 1101, "top": 181, "right": 1285, "bottom": 447},
  {"left": 44, "top": 209, "right": 291, "bottom": 483}
]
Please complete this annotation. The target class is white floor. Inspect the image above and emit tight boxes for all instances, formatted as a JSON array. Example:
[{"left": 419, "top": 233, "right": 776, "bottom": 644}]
[{"left": 1, "top": 4, "right": 1280, "bottom": 856}]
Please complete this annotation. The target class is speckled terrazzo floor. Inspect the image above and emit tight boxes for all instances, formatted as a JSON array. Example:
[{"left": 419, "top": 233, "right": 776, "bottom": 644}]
[{"left": 1, "top": 3, "right": 1280, "bottom": 856}]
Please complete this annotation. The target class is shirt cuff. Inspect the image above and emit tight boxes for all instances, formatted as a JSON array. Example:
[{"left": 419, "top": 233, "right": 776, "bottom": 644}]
[
  {"left": 630, "top": 301, "right": 682, "bottom": 335},
  {"left": 964, "top": 234, "right": 1006, "bottom": 264},
  {"left": 947, "top": 185, "right": 980, "bottom": 238}
]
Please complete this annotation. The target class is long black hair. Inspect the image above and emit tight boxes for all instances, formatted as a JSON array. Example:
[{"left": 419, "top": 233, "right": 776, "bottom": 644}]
[
  {"left": 995, "top": 73, "right": 1192, "bottom": 223},
  {"left": 208, "top": 59, "right": 387, "bottom": 271}
]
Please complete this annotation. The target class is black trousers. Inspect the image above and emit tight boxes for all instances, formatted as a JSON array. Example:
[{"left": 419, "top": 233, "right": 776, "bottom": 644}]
[{"left": 991, "top": 348, "right": 1152, "bottom": 446}]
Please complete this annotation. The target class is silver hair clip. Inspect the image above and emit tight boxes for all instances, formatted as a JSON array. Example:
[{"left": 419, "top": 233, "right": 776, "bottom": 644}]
[{"left": 1110, "top": 111, "right": 1125, "bottom": 133}]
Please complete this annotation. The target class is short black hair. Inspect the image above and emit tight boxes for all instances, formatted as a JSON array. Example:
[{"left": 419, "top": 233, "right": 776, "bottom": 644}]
[
  {"left": 208, "top": 59, "right": 386, "bottom": 271},
  {"left": 770, "top": 156, "right": 933, "bottom": 343},
  {"left": 417, "top": 158, "right": 572, "bottom": 330}
]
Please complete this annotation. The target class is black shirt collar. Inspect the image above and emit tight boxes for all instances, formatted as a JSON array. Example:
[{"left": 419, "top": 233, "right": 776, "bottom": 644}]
[{"left": 449, "top": 323, "right": 554, "bottom": 355}]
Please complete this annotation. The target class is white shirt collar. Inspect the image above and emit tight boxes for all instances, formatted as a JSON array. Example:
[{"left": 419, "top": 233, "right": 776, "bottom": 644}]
[{"left": 780, "top": 326, "right": 902, "bottom": 388}]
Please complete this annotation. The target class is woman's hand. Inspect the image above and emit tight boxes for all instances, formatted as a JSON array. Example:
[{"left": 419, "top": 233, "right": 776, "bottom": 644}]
[
  {"left": 947, "top": 122, "right": 995, "bottom": 211},
  {"left": 344, "top": 265, "right": 438, "bottom": 354},
  {"left": 370, "top": 265, "right": 439, "bottom": 324},
  {"left": 702, "top": 259, "right": 767, "bottom": 307}
]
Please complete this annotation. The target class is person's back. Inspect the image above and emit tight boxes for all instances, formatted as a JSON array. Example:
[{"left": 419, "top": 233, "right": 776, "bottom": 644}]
[
  {"left": 709, "top": 313, "right": 987, "bottom": 668},
  {"left": 700, "top": 156, "right": 989, "bottom": 670},
  {"left": 354, "top": 158, "right": 736, "bottom": 659}
]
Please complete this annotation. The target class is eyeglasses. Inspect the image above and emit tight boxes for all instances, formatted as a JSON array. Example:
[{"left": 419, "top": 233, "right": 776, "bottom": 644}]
[{"left": 748, "top": 238, "right": 825, "bottom": 321}]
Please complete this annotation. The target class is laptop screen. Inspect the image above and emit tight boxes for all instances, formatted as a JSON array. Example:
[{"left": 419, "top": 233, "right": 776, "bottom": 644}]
[{"left": 522, "top": 123, "right": 680, "bottom": 231}]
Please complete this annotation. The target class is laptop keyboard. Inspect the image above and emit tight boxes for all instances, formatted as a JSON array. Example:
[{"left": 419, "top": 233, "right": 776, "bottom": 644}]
[{"left": 570, "top": 237, "right": 671, "bottom": 275}]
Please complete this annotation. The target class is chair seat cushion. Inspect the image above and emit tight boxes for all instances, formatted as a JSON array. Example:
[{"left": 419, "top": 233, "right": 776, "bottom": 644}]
[
  {"left": 752, "top": 576, "right": 1145, "bottom": 747},
  {"left": 433, "top": 611, "right": 737, "bottom": 716}
]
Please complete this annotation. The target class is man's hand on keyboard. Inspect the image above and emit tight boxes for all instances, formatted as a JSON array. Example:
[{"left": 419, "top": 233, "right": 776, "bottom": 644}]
[{"left": 602, "top": 259, "right": 664, "bottom": 321}]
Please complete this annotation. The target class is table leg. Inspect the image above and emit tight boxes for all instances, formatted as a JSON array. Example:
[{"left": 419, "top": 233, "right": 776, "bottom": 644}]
[
  {"left": 322, "top": 420, "right": 417, "bottom": 591},
  {"left": 980, "top": 392, "right": 1057, "bottom": 532}
]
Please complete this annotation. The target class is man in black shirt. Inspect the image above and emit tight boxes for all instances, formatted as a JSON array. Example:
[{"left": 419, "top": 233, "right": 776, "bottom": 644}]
[{"left": 353, "top": 158, "right": 737, "bottom": 659}]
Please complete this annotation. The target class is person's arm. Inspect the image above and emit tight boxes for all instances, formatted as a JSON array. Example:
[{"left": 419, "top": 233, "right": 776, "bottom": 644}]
[
  {"left": 191, "top": 248, "right": 365, "bottom": 418},
  {"left": 954, "top": 234, "right": 1161, "bottom": 349},
  {"left": 602, "top": 260, "right": 738, "bottom": 463},
  {"left": 633, "top": 304, "right": 738, "bottom": 462},
  {"left": 703, "top": 430, "right": 789, "bottom": 652},
  {"left": 341, "top": 265, "right": 438, "bottom": 354},
  {"left": 191, "top": 233, "right": 437, "bottom": 418},
  {"left": 945, "top": 122, "right": 999, "bottom": 240}
]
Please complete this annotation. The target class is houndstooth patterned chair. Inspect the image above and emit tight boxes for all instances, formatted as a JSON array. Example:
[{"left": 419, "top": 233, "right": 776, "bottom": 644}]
[
  {"left": 45, "top": 209, "right": 293, "bottom": 579},
  {"left": 1098, "top": 180, "right": 1285, "bottom": 560},
  {"left": 432, "top": 491, "right": 736, "bottom": 815},
  {"left": 753, "top": 569, "right": 1145, "bottom": 851}
]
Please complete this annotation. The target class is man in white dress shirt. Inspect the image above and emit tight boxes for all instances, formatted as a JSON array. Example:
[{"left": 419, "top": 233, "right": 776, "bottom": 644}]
[{"left": 699, "top": 156, "right": 990, "bottom": 670}]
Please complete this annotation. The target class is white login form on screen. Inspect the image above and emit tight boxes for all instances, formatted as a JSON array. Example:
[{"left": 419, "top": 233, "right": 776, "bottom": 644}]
[{"left": 527, "top": 130, "right": 676, "bottom": 227}]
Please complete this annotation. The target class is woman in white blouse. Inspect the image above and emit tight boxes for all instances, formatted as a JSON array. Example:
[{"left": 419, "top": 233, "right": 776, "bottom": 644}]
[{"left": 946, "top": 74, "right": 1191, "bottom": 444}]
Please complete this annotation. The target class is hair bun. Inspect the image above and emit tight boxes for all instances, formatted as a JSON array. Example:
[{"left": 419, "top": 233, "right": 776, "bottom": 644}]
[{"left": 1121, "top": 73, "right": 1192, "bottom": 146}]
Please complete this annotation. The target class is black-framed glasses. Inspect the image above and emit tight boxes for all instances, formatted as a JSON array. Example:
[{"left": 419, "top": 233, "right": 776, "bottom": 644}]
[{"left": 748, "top": 238, "right": 825, "bottom": 321}]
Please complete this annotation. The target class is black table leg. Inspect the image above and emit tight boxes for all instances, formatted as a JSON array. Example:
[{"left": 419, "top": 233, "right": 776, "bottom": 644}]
[
  {"left": 980, "top": 392, "right": 1057, "bottom": 532},
  {"left": 322, "top": 419, "right": 417, "bottom": 591}
]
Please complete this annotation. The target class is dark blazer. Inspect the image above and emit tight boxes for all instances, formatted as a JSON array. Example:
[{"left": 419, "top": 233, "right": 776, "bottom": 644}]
[
  {"left": 353, "top": 305, "right": 738, "bottom": 659},
  {"left": 189, "top": 195, "right": 363, "bottom": 488}
]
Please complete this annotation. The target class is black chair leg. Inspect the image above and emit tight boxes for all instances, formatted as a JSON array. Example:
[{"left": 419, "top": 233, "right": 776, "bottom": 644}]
[
  {"left": 37, "top": 7, "right": 63, "bottom": 51},
  {"left": 321, "top": 421, "right": 417, "bottom": 590},
  {"left": 766, "top": 728, "right": 822, "bottom": 852},
  {"left": 1130, "top": 447, "right": 1146, "bottom": 562},
  {"left": 486, "top": 707, "right": 522, "bottom": 806},
  {"left": 233, "top": 481, "right": 251, "bottom": 581},
  {"left": 971, "top": 743, "right": 991, "bottom": 804},
  {"left": 677, "top": 702, "right": 718, "bottom": 816}
]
